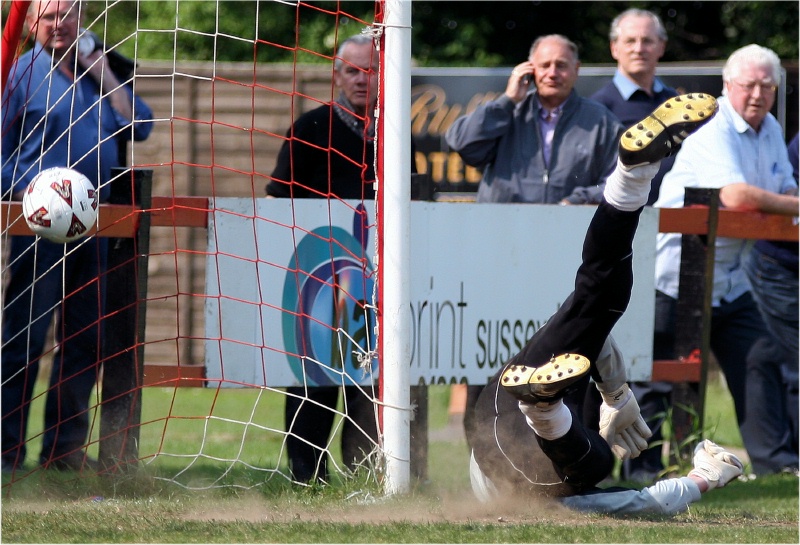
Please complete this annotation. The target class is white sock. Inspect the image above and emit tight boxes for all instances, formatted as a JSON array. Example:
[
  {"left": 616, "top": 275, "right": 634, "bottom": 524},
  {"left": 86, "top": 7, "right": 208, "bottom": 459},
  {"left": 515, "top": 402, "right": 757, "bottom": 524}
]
[
  {"left": 603, "top": 159, "right": 661, "bottom": 211},
  {"left": 518, "top": 399, "right": 572, "bottom": 440}
]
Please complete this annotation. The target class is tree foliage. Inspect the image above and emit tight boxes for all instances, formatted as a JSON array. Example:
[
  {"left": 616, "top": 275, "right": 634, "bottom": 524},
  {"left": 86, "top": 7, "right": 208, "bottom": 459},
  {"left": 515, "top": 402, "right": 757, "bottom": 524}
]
[
  {"left": 7, "top": 1, "right": 796, "bottom": 65},
  {"left": 409, "top": 1, "right": 798, "bottom": 65},
  {"left": 85, "top": 1, "right": 376, "bottom": 64}
]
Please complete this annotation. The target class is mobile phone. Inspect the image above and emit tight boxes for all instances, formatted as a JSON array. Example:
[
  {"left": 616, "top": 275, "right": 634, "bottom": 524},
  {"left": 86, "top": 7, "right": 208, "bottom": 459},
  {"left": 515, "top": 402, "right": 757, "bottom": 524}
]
[
  {"left": 521, "top": 74, "right": 532, "bottom": 86},
  {"left": 77, "top": 32, "right": 96, "bottom": 57}
]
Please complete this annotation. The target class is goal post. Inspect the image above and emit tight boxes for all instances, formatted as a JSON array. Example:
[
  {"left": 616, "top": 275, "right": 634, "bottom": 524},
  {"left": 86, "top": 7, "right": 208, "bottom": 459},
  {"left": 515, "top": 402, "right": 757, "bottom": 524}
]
[
  {"left": 1, "top": 0, "right": 425, "bottom": 495},
  {"left": 0, "top": 0, "right": 31, "bottom": 92},
  {"left": 377, "top": 0, "right": 413, "bottom": 495}
]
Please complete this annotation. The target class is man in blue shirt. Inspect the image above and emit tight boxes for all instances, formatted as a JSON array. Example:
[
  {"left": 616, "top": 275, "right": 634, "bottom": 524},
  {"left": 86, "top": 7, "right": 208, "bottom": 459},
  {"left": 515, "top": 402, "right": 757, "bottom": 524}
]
[
  {"left": 741, "top": 133, "right": 799, "bottom": 471},
  {"left": 590, "top": 8, "right": 678, "bottom": 484},
  {"left": 655, "top": 44, "right": 799, "bottom": 476},
  {"left": 1, "top": 0, "right": 153, "bottom": 473}
]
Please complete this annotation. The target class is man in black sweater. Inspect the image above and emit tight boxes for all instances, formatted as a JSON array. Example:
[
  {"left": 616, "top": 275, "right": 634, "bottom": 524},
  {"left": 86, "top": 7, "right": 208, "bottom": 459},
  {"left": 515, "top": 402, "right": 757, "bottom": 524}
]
[
  {"left": 266, "top": 34, "right": 381, "bottom": 483},
  {"left": 267, "top": 35, "right": 377, "bottom": 201},
  {"left": 590, "top": 8, "right": 677, "bottom": 206}
]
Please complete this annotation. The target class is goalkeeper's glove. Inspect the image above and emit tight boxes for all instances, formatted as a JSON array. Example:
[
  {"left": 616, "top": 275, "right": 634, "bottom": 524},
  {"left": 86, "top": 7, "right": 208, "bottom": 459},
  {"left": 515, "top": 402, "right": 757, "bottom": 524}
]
[
  {"left": 598, "top": 383, "right": 652, "bottom": 460},
  {"left": 688, "top": 439, "right": 743, "bottom": 490}
]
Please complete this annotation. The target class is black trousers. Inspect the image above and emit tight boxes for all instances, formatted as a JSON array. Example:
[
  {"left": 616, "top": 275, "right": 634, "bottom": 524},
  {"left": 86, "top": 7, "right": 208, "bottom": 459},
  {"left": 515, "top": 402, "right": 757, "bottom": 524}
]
[
  {"left": 466, "top": 200, "right": 641, "bottom": 498},
  {"left": 285, "top": 385, "right": 379, "bottom": 483}
]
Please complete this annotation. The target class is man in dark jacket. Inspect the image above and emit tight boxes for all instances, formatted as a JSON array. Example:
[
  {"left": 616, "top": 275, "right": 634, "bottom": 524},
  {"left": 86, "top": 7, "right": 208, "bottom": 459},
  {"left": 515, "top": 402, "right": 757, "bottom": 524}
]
[
  {"left": 266, "top": 34, "right": 381, "bottom": 483},
  {"left": 446, "top": 34, "right": 622, "bottom": 205},
  {"left": 467, "top": 93, "right": 743, "bottom": 516}
]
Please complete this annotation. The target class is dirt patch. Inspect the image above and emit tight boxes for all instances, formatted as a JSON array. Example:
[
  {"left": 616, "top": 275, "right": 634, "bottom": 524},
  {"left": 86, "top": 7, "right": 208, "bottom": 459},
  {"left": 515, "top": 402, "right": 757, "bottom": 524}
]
[{"left": 184, "top": 491, "right": 580, "bottom": 526}]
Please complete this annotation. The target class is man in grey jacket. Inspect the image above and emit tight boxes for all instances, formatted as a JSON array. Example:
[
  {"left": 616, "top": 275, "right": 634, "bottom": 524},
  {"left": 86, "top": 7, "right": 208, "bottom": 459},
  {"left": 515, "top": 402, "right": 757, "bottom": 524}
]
[{"left": 445, "top": 34, "right": 622, "bottom": 205}]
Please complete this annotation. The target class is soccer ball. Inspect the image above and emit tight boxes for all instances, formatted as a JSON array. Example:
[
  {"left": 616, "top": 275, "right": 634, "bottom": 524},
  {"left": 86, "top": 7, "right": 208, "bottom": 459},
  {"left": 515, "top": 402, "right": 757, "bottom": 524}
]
[{"left": 22, "top": 167, "right": 98, "bottom": 243}]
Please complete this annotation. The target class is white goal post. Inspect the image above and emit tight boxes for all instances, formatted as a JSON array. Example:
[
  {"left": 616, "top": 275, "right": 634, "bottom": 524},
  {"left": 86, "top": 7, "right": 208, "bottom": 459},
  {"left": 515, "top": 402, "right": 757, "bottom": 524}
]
[{"left": 379, "top": 0, "right": 413, "bottom": 496}]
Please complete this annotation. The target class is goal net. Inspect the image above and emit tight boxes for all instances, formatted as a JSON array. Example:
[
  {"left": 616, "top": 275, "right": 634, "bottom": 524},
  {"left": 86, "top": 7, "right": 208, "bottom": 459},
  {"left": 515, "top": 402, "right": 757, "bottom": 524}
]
[{"left": 1, "top": 0, "right": 413, "bottom": 493}]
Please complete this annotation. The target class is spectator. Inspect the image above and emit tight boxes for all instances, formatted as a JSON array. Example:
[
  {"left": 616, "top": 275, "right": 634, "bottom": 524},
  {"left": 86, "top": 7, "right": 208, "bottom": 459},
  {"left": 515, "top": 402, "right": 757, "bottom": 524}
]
[
  {"left": 1, "top": 0, "right": 153, "bottom": 473},
  {"left": 445, "top": 34, "right": 622, "bottom": 205},
  {"left": 742, "top": 133, "right": 799, "bottom": 467},
  {"left": 654, "top": 44, "right": 799, "bottom": 476},
  {"left": 266, "top": 34, "right": 384, "bottom": 483},
  {"left": 591, "top": 8, "right": 676, "bottom": 206},
  {"left": 467, "top": 94, "right": 744, "bottom": 515},
  {"left": 590, "top": 7, "right": 677, "bottom": 484}
]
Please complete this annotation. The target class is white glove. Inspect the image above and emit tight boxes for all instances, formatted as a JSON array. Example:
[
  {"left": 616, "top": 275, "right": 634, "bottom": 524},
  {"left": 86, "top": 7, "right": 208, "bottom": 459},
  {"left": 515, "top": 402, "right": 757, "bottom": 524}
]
[
  {"left": 688, "top": 439, "right": 743, "bottom": 490},
  {"left": 598, "top": 383, "right": 652, "bottom": 460}
]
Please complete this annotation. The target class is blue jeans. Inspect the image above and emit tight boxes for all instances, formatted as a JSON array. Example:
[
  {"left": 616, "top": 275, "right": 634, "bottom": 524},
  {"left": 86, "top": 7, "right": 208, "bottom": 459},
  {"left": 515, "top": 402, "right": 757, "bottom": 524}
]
[
  {"left": 743, "top": 244, "right": 798, "bottom": 381},
  {"left": 742, "top": 243, "right": 799, "bottom": 467},
  {"left": 651, "top": 288, "right": 797, "bottom": 475},
  {"left": 1, "top": 235, "right": 106, "bottom": 468}
]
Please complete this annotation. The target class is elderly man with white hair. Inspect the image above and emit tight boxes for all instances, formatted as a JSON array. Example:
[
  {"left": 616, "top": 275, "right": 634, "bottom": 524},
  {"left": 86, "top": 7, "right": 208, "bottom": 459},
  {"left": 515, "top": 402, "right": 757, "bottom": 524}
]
[{"left": 654, "top": 44, "right": 800, "bottom": 476}]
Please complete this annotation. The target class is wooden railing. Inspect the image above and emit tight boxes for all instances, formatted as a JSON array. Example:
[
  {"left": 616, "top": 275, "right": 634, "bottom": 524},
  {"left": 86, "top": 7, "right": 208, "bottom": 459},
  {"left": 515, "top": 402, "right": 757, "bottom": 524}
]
[
  {"left": 3, "top": 188, "right": 796, "bottom": 470},
  {"left": 3, "top": 196, "right": 796, "bottom": 387},
  {"left": 653, "top": 203, "right": 798, "bottom": 382}
]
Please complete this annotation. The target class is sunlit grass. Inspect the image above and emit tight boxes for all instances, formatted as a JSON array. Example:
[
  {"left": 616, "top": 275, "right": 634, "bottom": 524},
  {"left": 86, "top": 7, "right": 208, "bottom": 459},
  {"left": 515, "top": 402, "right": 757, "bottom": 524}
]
[{"left": 4, "top": 376, "right": 798, "bottom": 543}]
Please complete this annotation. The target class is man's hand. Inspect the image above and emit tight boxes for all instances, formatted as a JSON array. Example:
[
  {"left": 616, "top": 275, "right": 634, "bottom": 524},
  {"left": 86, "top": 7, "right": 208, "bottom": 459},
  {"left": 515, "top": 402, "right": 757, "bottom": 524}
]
[
  {"left": 78, "top": 44, "right": 134, "bottom": 121},
  {"left": 598, "top": 384, "right": 652, "bottom": 460},
  {"left": 505, "top": 61, "right": 534, "bottom": 103}
]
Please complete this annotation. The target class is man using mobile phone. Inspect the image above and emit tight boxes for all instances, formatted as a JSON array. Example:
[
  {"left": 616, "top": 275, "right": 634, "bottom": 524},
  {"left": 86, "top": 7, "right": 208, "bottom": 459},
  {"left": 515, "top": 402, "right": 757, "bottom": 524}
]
[{"left": 445, "top": 34, "right": 622, "bottom": 206}]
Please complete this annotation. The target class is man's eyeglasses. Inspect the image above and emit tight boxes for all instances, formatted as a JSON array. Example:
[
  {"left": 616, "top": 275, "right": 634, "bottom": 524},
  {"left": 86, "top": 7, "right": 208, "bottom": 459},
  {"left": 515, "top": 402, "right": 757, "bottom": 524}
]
[{"left": 732, "top": 79, "right": 778, "bottom": 95}]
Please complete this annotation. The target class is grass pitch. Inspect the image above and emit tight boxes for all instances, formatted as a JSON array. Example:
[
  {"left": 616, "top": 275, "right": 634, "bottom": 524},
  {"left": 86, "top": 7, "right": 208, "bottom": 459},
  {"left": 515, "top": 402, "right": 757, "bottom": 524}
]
[{"left": 2, "top": 378, "right": 798, "bottom": 543}]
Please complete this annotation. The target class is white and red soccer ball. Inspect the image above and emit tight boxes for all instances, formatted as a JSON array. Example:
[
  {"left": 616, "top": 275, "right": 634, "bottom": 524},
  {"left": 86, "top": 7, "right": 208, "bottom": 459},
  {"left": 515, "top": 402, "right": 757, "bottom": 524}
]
[{"left": 22, "top": 167, "right": 98, "bottom": 243}]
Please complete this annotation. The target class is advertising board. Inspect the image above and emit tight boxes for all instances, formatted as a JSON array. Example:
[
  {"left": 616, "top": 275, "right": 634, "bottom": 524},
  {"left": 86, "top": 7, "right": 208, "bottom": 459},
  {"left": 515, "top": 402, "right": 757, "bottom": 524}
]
[{"left": 205, "top": 199, "right": 658, "bottom": 387}]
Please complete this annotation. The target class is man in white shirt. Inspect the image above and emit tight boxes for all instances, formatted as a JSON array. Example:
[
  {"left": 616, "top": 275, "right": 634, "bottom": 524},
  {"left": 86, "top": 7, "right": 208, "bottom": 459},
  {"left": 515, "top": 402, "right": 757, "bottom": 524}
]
[{"left": 654, "top": 44, "right": 799, "bottom": 475}]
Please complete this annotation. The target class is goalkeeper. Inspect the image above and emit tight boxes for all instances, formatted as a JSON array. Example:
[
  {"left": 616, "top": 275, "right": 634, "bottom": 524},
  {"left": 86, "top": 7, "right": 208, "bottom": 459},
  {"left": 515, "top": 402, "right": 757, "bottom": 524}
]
[{"left": 465, "top": 93, "right": 743, "bottom": 515}]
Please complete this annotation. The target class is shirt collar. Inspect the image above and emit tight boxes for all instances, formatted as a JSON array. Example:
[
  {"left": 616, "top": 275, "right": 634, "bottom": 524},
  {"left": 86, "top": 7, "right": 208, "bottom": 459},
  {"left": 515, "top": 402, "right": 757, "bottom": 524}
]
[
  {"left": 334, "top": 92, "right": 374, "bottom": 139},
  {"left": 536, "top": 97, "right": 564, "bottom": 119},
  {"left": 613, "top": 70, "right": 665, "bottom": 99},
  {"left": 719, "top": 95, "right": 754, "bottom": 135}
]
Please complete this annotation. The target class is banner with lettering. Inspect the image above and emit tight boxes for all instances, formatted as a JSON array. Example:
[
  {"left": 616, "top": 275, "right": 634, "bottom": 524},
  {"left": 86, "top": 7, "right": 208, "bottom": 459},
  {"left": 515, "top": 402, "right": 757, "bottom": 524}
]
[{"left": 205, "top": 199, "right": 658, "bottom": 387}]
